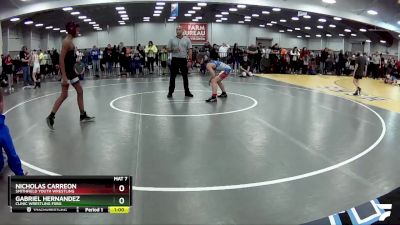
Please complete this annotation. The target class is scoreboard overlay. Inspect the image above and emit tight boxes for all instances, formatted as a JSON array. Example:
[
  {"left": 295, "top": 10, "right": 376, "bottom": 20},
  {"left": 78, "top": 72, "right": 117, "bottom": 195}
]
[{"left": 8, "top": 176, "right": 132, "bottom": 214}]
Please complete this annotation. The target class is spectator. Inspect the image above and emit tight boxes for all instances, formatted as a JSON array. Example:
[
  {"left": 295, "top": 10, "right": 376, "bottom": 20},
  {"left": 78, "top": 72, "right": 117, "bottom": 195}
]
[
  {"left": 289, "top": 47, "right": 300, "bottom": 74},
  {"left": 112, "top": 45, "right": 119, "bottom": 69},
  {"left": 218, "top": 43, "right": 230, "bottom": 63},
  {"left": 353, "top": 52, "right": 367, "bottom": 96},
  {"left": 371, "top": 52, "right": 380, "bottom": 79},
  {"left": 160, "top": 46, "right": 169, "bottom": 75},
  {"left": 104, "top": 44, "right": 113, "bottom": 75},
  {"left": 0, "top": 92, "right": 25, "bottom": 176},
  {"left": 3, "top": 54, "right": 14, "bottom": 93},
  {"left": 20, "top": 46, "right": 31, "bottom": 86},
  {"left": 270, "top": 43, "right": 280, "bottom": 73},
  {"left": 247, "top": 44, "right": 258, "bottom": 72},
  {"left": 137, "top": 44, "right": 146, "bottom": 70},
  {"left": 145, "top": 41, "right": 158, "bottom": 74},
  {"left": 210, "top": 44, "right": 219, "bottom": 60},
  {"left": 239, "top": 53, "right": 253, "bottom": 77},
  {"left": 51, "top": 49, "right": 60, "bottom": 76},
  {"left": 131, "top": 50, "right": 143, "bottom": 75},
  {"left": 320, "top": 48, "right": 329, "bottom": 74},
  {"left": 44, "top": 50, "right": 52, "bottom": 76},
  {"left": 90, "top": 46, "right": 101, "bottom": 77},
  {"left": 232, "top": 43, "right": 240, "bottom": 72}
]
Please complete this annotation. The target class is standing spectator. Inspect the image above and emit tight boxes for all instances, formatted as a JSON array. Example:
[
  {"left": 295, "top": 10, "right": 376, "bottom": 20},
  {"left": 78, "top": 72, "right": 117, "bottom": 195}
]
[
  {"left": 112, "top": 45, "right": 119, "bottom": 69},
  {"left": 270, "top": 43, "right": 280, "bottom": 73},
  {"left": 320, "top": 48, "right": 329, "bottom": 74},
  {"left": 210, "top": 44, "right": 219, "bottom": 60},
  {"left": 371, "top": 52, "right": 380, "bottom": 79},
  {"left": 51, "top": 49, "right": 60, "bottom": 76},
  {"left": 104, "top": 44, "right": 113, "bottom": 76},
  {"left": 0, "top": 92, "right": 25, "bottom": 176},
  {"left": 247, "top": 44, "right": 258, "bottom": 72},
  {"left": 136, "top": 44, "right": 146, "bottom": 70},
  {"left": 232, "top": 43, "right": 240, "bottom": 73},
  {"left": 167, "top": 26, "right": 193, "bottom": 98},
  {"left": 337, "top": 50, "right": 346, "bottom": 75},
  {"left": 289, "top": 47, "right": 300, "bottom": 74},
  {"left": 131, "top": 50, "right": 143, "bottom": 75},
  {"left": 90, "top": 45, "right": 101, "bottom": 77},
  {"left": 218, "top": 43, "right": 230, "bottom": 63},
  {"left": 39, "top": 50, "right": 46, "bottom": 77},
  {"left": 145, "top": 41, "right": 158, "bottom": 74},
  {"left": 301, "top": 48, "right": 310, "bottom": 74},
  {"left": 160, "top": 46, "right": 169, "bottom": 75},
  {"left": 255, "top": 43, "right": 263, "bottom": 72},
  {"left": 44, "top": 50, "right": 52, "bottom": 77},
  {"left": 239, "top": 53, "right": 253, "bottom": 77},
  {"left": 353, "top": 52, "right": 367, "bottom": 96},
  {"left": 3, "top": 54, "right": 14, "bottom": 93},
  {"left": 20, "top": 46, "right": 31, "bottom": 86}
]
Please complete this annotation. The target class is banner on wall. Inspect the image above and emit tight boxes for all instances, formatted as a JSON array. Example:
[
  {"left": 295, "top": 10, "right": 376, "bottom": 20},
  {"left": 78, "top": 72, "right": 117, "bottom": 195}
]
[
  {"left": 180, "top": 23, "right": 208, "bottom": 43},
  {"left": 171, "top": 3, "right": 179, "bottom": 17}
]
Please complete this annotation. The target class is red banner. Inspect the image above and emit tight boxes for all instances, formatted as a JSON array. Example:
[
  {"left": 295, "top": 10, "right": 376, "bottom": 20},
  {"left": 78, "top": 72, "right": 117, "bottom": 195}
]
[{"left": 180, "top": 23, "right": 208, "bottom": 43}]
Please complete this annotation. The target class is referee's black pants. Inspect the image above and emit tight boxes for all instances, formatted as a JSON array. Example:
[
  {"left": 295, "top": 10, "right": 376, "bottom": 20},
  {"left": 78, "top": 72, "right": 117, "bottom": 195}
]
[{"left": 169, "top": 57, "right": 190, "bottom": 94}]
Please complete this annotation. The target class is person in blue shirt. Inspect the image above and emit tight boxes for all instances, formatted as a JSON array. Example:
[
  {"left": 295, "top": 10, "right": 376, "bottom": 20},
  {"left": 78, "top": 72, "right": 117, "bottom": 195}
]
[
  {"left": 197, "top": 53, "right": 231, "bottom": 102},
  {"left": 90, "top": 45, "right": 101, "bottom": 77},
  {"left": 0, "top": 92, "right": 25, "bottom": 176}
]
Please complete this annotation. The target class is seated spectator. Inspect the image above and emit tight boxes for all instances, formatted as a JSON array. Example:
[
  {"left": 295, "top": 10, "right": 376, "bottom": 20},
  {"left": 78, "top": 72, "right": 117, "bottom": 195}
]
[{"left": 239, "top": 54, "right": 253, "bottom": 77}]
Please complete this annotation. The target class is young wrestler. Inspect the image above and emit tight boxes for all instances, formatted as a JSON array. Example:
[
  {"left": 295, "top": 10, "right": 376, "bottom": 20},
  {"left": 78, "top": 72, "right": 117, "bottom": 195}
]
[{"left": 197, "top": 53, "right": 231, "bottom": 102}]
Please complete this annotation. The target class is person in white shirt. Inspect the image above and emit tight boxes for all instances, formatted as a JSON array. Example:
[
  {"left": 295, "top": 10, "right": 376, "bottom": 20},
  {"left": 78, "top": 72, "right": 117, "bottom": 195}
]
[
  {"left": 218, "top": 43, "right": 230, "bottom": 63},
  {"left": 289, "top": 47, "right": 300, "bottom": 74}
]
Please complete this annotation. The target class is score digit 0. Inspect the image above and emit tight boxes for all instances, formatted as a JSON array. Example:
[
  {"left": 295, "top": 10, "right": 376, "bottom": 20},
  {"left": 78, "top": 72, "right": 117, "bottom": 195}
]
[
  {"left": 119, "top": 196, "right": 125, "bottom": 205},
  {"left": 118, "top": 185, "right": 125, "bottom": 192}
]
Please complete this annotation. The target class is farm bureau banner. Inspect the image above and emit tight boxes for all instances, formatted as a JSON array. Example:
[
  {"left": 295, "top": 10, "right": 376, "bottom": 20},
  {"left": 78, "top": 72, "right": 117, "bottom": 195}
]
[{"left": 180, "top": 23, "right": 208, "bottom": 43}]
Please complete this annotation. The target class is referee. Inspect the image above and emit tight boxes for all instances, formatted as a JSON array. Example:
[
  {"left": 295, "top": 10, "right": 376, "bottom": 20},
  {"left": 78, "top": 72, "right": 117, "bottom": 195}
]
[{"left": 167, "top": 26, "right": 193, "bottom": 98}]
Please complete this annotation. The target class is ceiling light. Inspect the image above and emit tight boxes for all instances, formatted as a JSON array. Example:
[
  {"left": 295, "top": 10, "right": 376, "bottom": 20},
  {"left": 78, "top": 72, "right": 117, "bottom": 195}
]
[
  {"left": 244, "top": 19, "right": 251, "bottom": 22},
  {"left": 62, "top": 7, "right": 73, "bottom": 11},
  {"left": 303, "top": 15, "right": 311, "bottom": 19},
  {"left": 154, "top": 10, "right": 162, "bottom": 14},
  {"left": 168, "top": 19, "right": 174, "bottom": 22},
  {"left": 297, "top": 36, "right": 302, "bottom": 38},
  {"left": 89, "top": 22, "right": 96, "bottom": 25},
  {"left": 10, "top": 17, "right": 20, "bottom": 22},
  {"left": 96, "top": 28, "right": 103, "bottom": 31},
  {"left": 267, "top": 23, "right": 273, "bottom": 26},
  {"left": 71, "top": 11, "right": 80, "bottom": 15},
  {"left": 295, "top": 28, "right": 301, "bottom": 30},
  {"left": 184, "top": 14, "right": 192, "bottom": 17},
  {"left": 237, "top": 4, "right": 246, "bottom": 9},
  {"left": 367, "top": 10, "right": 378, "bottom": 15},
  {"left": 380, "top": 40, "right": 386, "bottom": 43},
  {"left": 196, "top": 16, "right": 202, "bottom": 19},
  {"left": 339, "top": 34, "right": 345, "bottom": 36},
  {"left": 216, "top": 14, "right": 223, "bottom": 18},
  {"left": 287, "top": 29, "right": 293, "bottom": 32},
  {"left": 322, "top": 0, "right": 336, "bottom": 3},
  {"left": 280, "top": 19, "right": 287, "bottom": 22},
  {"left": 143, "top": 20, "right": 150, "bottom": 22},
  {"left": 169, "top": 16, "right": 176, "bottom": 19},
  {"left": 326, "top": 34, "right": 332, "bottom": 37},
  {"left": 271, "top": 21, "right": 277, "bottom": 24},
  {"left": 262, "top": 11, "right": 270, "bottom": 14},
  {"left": 259, "top": 24, "right": 265, "bottom": 27},
  {"left": 317, "top": 25, "right": 324, "bottom": 29},
  {"left": 333, "top": 17, "right": 342, "bottom": 21},
  {"left": 244, "top": 16, "right": 251, "bottom": 19},
  {"left": 316, "top": 34, "right": 322, "bottom": 37},
  {"left": 60, "top": 30, "right": 66, "bottom": 33},
  {"left": 359, "top": 28, "right": 367, "bottom": 32},
  {"left": 272, "top": 8, "right": 281, "bottom": 12},
  {"left": 116, "top": 7, "right": 125, "bottom": 10},
  {"left": 216, "top": 19, "right": 222, "bottom": 22},
  {"left": 118, "top": 21, "right": 125, "bottom": 23},
  {"left": 329, "top": 24, "right": 336, "bottom": 28},
  {"left": 35, "top": 23, "right": 43, "bottom": 27},
  {"left": 84, "top": 19, "right": 92, "bottom": 22},
  {"left": 318, "top": 18, "right": 327, "bottom": 22},
  {"left": 119, "top": 23, "right": 126, "bottom": 25},
  {"left": 93, "top": 24, "right": 99, "bottom": 27},
  {"left": 252, "top": 14, "right": 259, "bottom": 17},
  {"left": 397, "top": 21, "right": 400, "bottom": 25},
  {"left": 344, "top": 29, "right": 351, "bottom": 32},
  {"left": 198, "top": 3, "right": 207, "bottom": 6},
  {"left": 156, "top": 2, "right": 166, "bottom": 6},
  {"left": 221, "top": 18, "right": 228, "bottom": 21},
  {"left": 24, "top": 20, "right": 33, "bottom": 25},
  {"left": 366, "top": 40, "right": 372, "bottom": 43},
  {"left": 121, "top": 15, "right": 128, "bottom": 18},
  {"left": 45, "top": 26, "right": 53, "bottom": 29},
  {"left": 118, "top": 11, "right": 127, "bottom": 14},
  {"left": 222, "top": 12, "right": 229, "bottom": 15},
  {"left": 193, "top": 6, "right": 201, "bottom": 10},
  {"left": 78, "top": 16, "right": 87, "bottom": 19},
  {"left": 238, "top": 21, "right": 244, "bottom": 24},
  {"left": 292, "top": 17, "right": 299, "bottom": 21},
  {"left": 153, "top": 13, "right": 161, "bottom": 16},
  {"left": 192, "top": 19, "right": 198, "bottom": 22},
  {"left": 53, "top": 28, "right": 60, "bottom": 31},
  {"left": 229, "top": 8, "right": 238, "bottom": 12},
  {"left": 155, "top": 6, "right": 164, "bottom": 10},
  {"left": 305, "top": 26, "right": 311, "bottom": 30},
  {"left": 279, "top": 30, "right": 285, "bottom": 33},
  {"left": 305, "top": 35, "right": 311, "bottom": 37},
  {"left": 143, "top": 17, "right": 150, "bottom": 20},
  {"left": 122, "top": 17, "right": 129, "bottom": 20},
  {"left": 188, "top": 10, "right": 196, "bottom": 14},
  {"left": 351, "top": 33, "right": 357, "bottom": 36}
]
